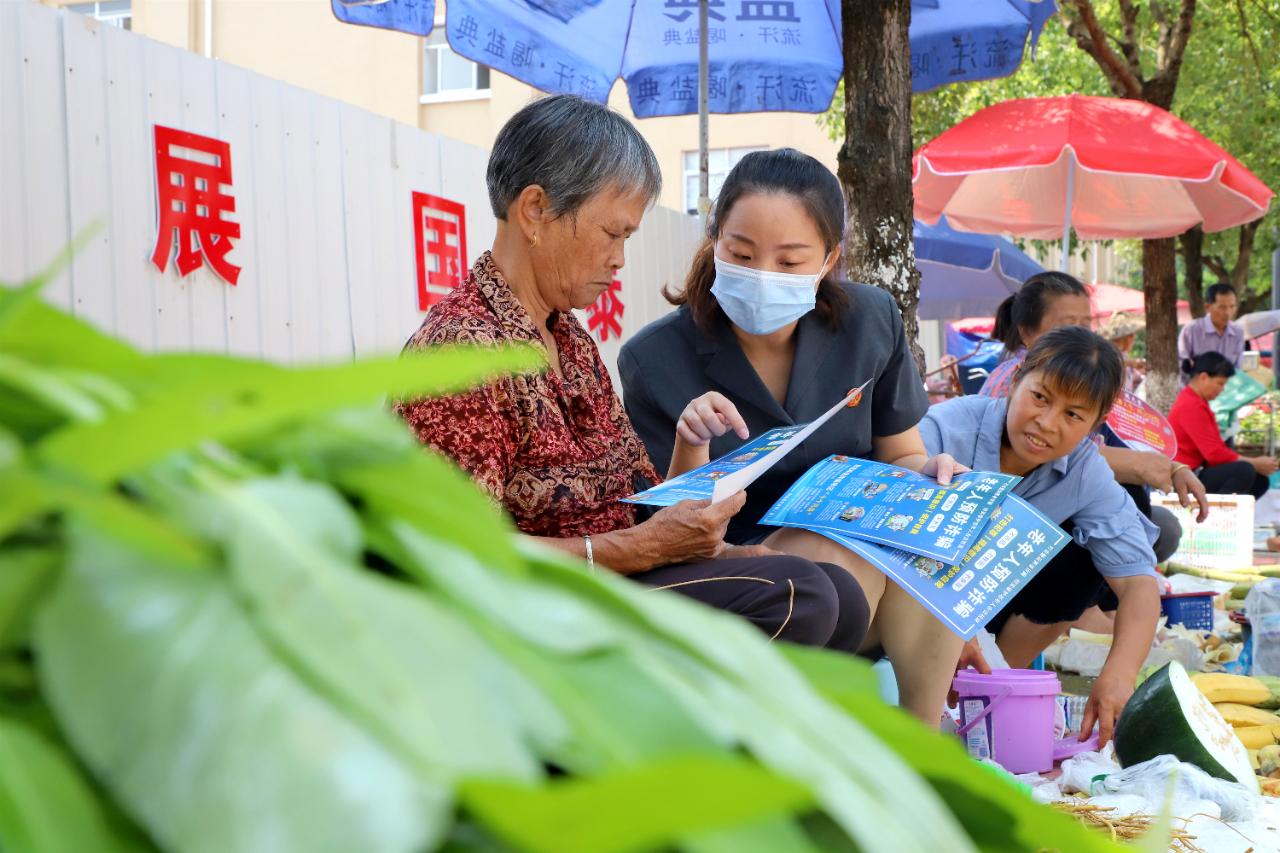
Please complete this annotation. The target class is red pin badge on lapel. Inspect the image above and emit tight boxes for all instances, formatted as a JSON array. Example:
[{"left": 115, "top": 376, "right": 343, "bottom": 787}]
[{"left": 846, "top": 380, "right": 870, "bottom": 408}]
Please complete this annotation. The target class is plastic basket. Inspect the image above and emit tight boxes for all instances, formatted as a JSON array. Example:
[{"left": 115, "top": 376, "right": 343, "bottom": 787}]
[{"left": 1160, "top": 592, "right": 1216, "bottom": 632}]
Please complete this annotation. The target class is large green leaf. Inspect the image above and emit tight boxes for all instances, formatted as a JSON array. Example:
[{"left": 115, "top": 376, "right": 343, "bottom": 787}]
[
  {"left": 461, "top": 756, "right": 815, "bottom": 853},
  {"left": 780, "top": 644, "right": 1127, "bottom": 853},
  {"left": 0, "top": 385, "right": 67, "bottom": 441},
  {"left": 0, "top": 466, "right": 208, "bottom": 568},
  {"left": 34, "top": 347, "right": 543, "bottom": 484},
  {"left": 34, "top": 518, "right": 445, "bottom": 853},
  {"left": 0, "top": 353, "right": 105, "bottom": 424},
  {"left": 212, "top": 476, "right": 567, "bottom": 784},
  {"left": 238, "top": 407, "right": 524, "bottom": 573},
  {"left": 0, "top": 279, "right": 142, "bottom": 380},
  {"left": 390, "top": 528, "right": 972, "bottom": 853},
  {"left": 0, "top": 717, "right": 141, "bottom": 853},
  {"left": 487, "top": 645, "right": 728, "bottom": 777},
  {"left": 685, "top": 816, "right": 829, "bottom": 853},
  {"left": 0, "top": 546, "right": 58, "bottom": 650}
]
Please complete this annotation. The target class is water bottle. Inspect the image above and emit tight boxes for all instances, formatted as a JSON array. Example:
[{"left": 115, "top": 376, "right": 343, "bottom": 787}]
[{"left": 1245, "top": 578, "right": 1280, "bottom": 676}]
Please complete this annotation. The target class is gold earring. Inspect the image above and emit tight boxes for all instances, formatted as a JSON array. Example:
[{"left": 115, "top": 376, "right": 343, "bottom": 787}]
[{"left": 530, "top": 232, "right": 539, "bottom": 249}]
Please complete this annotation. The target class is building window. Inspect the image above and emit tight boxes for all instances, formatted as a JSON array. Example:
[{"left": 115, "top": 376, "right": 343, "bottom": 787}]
[
  {"left": 422, "top": 28, "right": 490, "bottom": 101},
  {"left": 66, "top": 0, "right": 132, "bottom": 29},
  {"left": 682, "top": 147, "right": 767, "bottom": 214}
]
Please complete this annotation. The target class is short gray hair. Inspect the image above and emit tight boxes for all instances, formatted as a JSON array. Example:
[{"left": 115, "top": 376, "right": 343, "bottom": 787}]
[{"left": 486, "top": 94, "right": 662, "bottom": 220}]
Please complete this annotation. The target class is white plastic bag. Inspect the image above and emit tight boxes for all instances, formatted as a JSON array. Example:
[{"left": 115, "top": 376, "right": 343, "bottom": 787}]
[
  {"left": 1247, "top": 578, "right": 1280, "bottom": 677},
  {"left": 1067, "top": 754, "right": 1260, "bottom": 823},
  {"left": 1058, "top": 750, "right": 1121, "bottom": 795}
]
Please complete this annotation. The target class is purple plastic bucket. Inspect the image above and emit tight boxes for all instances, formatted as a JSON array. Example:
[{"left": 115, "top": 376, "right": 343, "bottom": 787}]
[{"left": 953, "top": 669, "right": 1061, "bottom": 774}]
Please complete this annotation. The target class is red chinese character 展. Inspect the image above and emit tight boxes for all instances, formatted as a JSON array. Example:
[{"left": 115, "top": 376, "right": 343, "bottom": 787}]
[
  {"left": 412, "top": 192, "right": 468, "bottom": 311},
  {"left": 586, "top": 279, "right": 625, "bottom": 342},
  {"left": 150, "top": 125, "right": 241, "bottom": 285}
]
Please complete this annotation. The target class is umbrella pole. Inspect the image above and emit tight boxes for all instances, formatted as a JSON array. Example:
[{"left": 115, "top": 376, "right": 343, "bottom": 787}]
[
  {"left": 698, "top": 0, "right": 710, "bottom": 230},
  {"left": 1060, "top": 149, "right": 1075, "bottom": 273}
]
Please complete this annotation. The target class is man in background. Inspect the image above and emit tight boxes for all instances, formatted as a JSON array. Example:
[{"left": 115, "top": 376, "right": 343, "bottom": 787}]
[{"left": 1179, "top": 283, "right": 1245, "bottom": 372}]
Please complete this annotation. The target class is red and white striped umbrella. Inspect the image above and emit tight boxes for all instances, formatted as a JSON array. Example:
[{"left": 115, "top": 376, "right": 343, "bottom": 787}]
[{"left": 913, "top": 95, "right": 1273, "bottom": 262}]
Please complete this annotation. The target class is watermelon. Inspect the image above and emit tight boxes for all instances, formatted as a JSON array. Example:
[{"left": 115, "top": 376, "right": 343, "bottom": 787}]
[{"left": 1114, "top": 661, "right": 1259, "bottom": 792}]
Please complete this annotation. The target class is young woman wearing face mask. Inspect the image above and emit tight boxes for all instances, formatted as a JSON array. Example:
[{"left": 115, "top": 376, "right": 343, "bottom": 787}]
[
  {"left": 619, "top": 149, "right": 967, "bottom": 725},
  {"left": 923, "top": 327, "right": 1163, "bottom": 747}
]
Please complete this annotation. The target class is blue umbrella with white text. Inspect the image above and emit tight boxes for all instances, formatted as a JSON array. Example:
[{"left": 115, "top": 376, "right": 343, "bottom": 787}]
[{"left": 333, "top": 0, "right": 1055, "bottom": 211}]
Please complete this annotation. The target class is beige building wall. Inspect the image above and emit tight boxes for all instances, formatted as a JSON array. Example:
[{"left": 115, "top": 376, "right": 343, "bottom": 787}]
[
  {"left": 43, "top": 0, "right": 422, "bottom": 126},
  {"left": 44, "top": 0, "right": 838, "bottom": 214}
]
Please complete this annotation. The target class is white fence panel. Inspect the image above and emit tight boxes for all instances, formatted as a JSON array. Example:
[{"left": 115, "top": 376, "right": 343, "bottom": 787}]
[
  {"left": 215, "top": 61, "right": 265, "bottom": 360},
  {"left": 144, "top": 33, "right": 196, "bottom": 352},
  {"left": 311, "top": 97, "right": 356, "bottom": 362},
  {"left": 338, "top": 105, "right": 384, "bottom": 358},
  {"left": 6, "top": 3, "right": 74, "bottom": 308},
  {"left": 179, "top": 48, "right": 230, "bottom": 356},
  {"left": 63, "top": 13, "right": 116, "bottom": 332},
  {"left": 1, "top": 1, "right": 701, "bottom": 376},
  {"left": 247, "top": 74, "right": 295, "bottom": 362},
  {"left": 103, "top": 19, "right": 159, "bottom": 351},
  {"left": 0, "top": 3, "right": 27, "bottom": 285}
]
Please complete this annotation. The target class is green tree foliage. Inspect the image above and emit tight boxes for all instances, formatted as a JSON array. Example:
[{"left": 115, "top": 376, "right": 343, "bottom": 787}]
[{"left": 823, "top": 6, "right": 1280, "bottom": 305}]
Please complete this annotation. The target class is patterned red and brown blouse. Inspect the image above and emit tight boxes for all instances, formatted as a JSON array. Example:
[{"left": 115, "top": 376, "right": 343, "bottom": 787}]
[{"left": 394, "top": 252, "right": 662, "bottom": 539}]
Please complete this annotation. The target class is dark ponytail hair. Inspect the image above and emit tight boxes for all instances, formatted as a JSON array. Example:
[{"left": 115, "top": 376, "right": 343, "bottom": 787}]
[
  {"left": 1012, "top": 326, "right": 1124, "bottom": 421},
  {"left": 665, "top": 148, "right": 848, "bottom": 331},
  {"left": 992, "top": 272, "right": 1089, "bottom": 353},
  {"left": 1182, "top": 351, "right": 1235, "bottom": 379}
]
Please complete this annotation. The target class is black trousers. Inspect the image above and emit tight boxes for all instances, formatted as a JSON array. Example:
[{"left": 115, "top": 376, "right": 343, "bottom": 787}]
[
  {"left": 985, "top": 522, "right": 1109, "bottom": 636},
  {"left": 988, "top": 484, "right": 1165, "bottom": 633},
  {"left": 987, "top": 480, "right": 1186, "bottom": 635},
  {"left": 631, "top": 556, "right": 870, "bottom": 653},
  {"left": 1122, "top": 483, "right": 1180, "bottom": 564},
  {"left": 1198, "top": 460, "right": 1269, "bottom": 499}
]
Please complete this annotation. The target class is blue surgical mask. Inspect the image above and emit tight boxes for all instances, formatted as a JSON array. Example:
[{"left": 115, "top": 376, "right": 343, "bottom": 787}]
[{"left": 711, "top": 255, "right": 825, "bottom": 335}]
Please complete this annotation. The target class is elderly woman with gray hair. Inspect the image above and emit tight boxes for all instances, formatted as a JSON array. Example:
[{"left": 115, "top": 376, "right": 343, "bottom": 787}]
[{"left": 396, "top": 95, "right": 869, "bottom": 651}]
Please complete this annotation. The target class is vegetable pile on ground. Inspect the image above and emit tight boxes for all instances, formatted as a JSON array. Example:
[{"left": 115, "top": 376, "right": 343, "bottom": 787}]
[{"left": 0, "top": 269, "right": 1125, "bottom": 852}]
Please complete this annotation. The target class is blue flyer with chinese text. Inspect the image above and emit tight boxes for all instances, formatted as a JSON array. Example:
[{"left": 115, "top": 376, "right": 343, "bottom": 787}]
[
  {"left": 817, "top": 494, "right": 1069, "bottom": 640},
  {"left": 759, "top": 455, "right": 1019, "bottom": 564},
  {"left": 625, "top": 384, "right": 867, "bottom": 507},
  {"left": 623, "top": 425, "right": 807, "bottom": 506}
]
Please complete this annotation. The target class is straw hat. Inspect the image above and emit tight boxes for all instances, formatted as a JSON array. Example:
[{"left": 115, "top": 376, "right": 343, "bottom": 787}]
[{"left": 1098, "top": 312, "right": 1143, "bottom": 340}]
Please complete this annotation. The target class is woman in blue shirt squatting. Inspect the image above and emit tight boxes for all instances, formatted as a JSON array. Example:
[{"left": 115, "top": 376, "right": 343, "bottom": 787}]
[
  {"left": 923, "top": 326, "right": 1163, "bottom": 746},
  {"left": 620, "top": 149, "right": 968, "bottom": 726},
  {"left": 980, "top": 274, "right": 1207, "bottom": 635}
]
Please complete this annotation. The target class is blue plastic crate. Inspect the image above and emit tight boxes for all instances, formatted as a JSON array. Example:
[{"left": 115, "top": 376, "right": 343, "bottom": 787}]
[{"left": 1160, "top": 592, "right": 1216, "bottom": 632}]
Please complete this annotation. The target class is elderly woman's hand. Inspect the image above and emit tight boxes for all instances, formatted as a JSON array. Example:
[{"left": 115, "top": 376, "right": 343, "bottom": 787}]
[
  {"left": 635, "top": 491, "right": 749, "bottom": 566},
  {"left": 676, "top": 392, "right": 750, "bottom": 447}
]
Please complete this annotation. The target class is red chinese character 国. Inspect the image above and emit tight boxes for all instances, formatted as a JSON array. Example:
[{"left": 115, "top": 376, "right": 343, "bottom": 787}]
[
  {"left": 150, "top": 125, "right": 241, "bottom": 285},
  {"left": 586, "top": 279, "right": 625, "bottom": 342},
  {"left": 412, "top": 192, "right": 468, "bottom": 311}
]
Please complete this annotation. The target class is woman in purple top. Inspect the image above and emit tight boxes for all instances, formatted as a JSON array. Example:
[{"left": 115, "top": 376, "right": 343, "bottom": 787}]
[{"left": 978, "top": 273, "right": 1091, "bottom": 398}]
